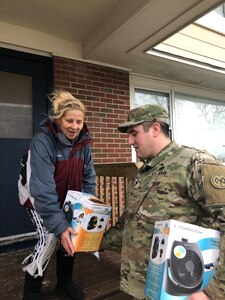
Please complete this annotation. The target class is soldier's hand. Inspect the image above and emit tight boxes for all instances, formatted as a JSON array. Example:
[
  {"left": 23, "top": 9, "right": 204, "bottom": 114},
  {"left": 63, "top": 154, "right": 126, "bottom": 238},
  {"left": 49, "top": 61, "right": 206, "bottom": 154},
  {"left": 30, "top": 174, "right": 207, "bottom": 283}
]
[{"left": 188, "top": 291, "right": 210, "bottom": 300}]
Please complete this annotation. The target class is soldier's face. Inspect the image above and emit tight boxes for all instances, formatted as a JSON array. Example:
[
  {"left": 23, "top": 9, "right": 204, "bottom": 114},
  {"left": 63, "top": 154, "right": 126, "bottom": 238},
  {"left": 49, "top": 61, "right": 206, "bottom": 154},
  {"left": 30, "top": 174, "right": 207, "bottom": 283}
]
[{"left": 127, "top": 124, "right": 156, "bottom": 159}]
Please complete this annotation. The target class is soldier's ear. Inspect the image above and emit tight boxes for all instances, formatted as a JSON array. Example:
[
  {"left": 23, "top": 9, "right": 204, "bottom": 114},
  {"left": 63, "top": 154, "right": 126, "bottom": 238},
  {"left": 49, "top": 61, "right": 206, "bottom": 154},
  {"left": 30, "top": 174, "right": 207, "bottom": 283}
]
[{"left": 151, "top": 122, "right": 161, "bottom": 136}]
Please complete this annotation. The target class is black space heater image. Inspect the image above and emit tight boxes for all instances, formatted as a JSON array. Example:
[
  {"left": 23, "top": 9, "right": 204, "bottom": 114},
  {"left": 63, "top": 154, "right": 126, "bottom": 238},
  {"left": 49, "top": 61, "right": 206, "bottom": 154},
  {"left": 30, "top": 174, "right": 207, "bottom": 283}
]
[
  {"left": 151, "top": 236, "right": 160, "bottom": 259},
  {"left": 165, "top": 238, "right": 204, "bottom": 296},
  {"left": 63, "top": 201, "right": 73, "bottom": 223},
  {"left": 87, "top": 215, "right": 98, "bottom": 230}
]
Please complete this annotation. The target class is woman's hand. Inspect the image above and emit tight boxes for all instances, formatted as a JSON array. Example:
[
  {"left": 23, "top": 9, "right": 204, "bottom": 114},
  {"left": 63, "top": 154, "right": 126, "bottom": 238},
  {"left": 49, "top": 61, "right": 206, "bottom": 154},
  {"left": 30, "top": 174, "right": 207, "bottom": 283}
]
[
  {"left": 188, "top": 291, "right": 210, "bottom": 300},
  {"left": 60, "top": 227, "right": 76, "bottom": 256}
]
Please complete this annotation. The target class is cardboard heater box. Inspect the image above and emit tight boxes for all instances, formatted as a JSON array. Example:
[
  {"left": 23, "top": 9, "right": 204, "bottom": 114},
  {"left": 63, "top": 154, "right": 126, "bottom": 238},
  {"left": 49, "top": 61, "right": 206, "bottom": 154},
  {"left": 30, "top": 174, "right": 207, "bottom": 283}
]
[
  {"left": 63, "top": 190, "right": 112, "bottom": 252},
  {"left": 145, "top": 219, "right": 220, "bottom": 300}
]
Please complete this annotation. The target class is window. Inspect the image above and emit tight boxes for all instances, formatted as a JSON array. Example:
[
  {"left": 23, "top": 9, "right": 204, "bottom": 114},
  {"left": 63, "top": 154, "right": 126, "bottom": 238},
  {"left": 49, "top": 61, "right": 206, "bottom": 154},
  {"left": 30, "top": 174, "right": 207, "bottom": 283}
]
[
  {"left": 135, "top": 88, "right": 170, "bottom": 113},
  {"left": 134, "top": 84, "right": 225, "bottom": 162},
  {"left": 174, "top": 94, "right": 225, "bottom": 162},
  {"left": 0, "top": 71, "right": 32, "bottom": 138}
]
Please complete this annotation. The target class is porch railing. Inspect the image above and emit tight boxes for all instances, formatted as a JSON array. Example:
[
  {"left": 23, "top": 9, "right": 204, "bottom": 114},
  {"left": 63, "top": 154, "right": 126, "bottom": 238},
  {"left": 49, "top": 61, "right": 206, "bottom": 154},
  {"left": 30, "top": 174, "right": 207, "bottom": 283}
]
[
  {"left": 94, "top": 162, "right": 141, "bottom": 226},
  {"left": 0, "top": 163, "right": 141, "bottom": 246}
]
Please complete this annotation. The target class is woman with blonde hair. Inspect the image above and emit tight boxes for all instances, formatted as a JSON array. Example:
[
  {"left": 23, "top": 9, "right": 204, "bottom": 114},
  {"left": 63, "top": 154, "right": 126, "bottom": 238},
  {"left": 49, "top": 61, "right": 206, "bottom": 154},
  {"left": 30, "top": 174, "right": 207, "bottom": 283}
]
[{"left": 18, "top": 90, "right": 96, "bottom": 299}]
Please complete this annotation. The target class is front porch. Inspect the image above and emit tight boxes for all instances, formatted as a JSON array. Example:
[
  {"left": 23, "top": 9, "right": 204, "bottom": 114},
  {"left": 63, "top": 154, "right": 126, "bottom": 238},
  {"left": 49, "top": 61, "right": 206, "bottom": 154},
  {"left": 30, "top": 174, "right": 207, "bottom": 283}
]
[
  {"left": 0, "top": 245, "right": 132, "bottom": 300},
  {"left": 0, "top": 163, "right": 139, "bottom": 299}
]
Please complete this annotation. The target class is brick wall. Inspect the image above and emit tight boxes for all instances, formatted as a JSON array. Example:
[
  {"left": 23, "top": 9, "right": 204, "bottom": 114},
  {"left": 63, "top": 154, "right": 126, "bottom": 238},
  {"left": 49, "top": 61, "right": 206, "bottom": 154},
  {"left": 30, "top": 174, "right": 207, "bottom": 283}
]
[{"left": 53, "top": 57, "right": 132, "bottom": 163}]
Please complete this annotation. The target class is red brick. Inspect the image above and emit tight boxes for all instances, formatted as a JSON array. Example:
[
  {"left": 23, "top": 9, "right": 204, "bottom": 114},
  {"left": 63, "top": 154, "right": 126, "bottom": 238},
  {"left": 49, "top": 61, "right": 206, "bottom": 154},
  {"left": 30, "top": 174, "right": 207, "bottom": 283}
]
[{"left": 54, "top": 56, "right": 131, "bottom": 163}]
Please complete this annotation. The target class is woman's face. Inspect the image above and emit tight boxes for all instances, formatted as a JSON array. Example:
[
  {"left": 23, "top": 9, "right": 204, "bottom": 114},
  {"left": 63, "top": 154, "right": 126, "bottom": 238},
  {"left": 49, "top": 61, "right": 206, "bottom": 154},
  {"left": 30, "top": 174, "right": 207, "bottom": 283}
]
[{"left": 57, "top": 109, "right": 84, "bottom": 140}]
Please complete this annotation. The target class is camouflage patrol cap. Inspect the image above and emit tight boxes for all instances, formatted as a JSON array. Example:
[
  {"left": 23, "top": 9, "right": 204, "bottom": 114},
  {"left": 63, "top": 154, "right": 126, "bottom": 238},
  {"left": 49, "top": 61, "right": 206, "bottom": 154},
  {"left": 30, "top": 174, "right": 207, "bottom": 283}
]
[{"left": 118, "top": 104, "right": 169, "bottom": 133}]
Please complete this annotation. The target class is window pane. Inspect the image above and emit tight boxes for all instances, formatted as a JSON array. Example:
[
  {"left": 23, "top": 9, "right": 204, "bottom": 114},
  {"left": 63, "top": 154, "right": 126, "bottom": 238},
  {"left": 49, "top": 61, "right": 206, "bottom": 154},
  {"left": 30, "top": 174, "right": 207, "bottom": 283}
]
[
  {"left": 135, "top": 88, "right": 170, "bottom": 120},
  {"left": 132, "top": 88, "right": 170, "bottom": 161},
  {"left": 0, "top": 71, "right": 32, "bottom": 138},
  {"left": 174, "top": 93, "right": 225, "bottom": 161}
]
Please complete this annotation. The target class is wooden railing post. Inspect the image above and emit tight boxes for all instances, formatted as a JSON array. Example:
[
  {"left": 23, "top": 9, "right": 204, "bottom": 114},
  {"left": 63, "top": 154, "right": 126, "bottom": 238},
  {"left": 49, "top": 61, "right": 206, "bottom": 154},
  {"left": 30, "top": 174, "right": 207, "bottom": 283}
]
[{"left": 94, "top": 162, "right": 141, "bottom": 226}]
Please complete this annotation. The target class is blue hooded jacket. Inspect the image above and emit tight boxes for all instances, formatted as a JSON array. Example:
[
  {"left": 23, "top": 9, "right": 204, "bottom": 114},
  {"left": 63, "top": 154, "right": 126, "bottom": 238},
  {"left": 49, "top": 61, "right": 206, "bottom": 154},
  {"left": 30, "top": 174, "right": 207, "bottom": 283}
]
[{"left": 29, "top": 118, "right": 96, "bottom": 237}]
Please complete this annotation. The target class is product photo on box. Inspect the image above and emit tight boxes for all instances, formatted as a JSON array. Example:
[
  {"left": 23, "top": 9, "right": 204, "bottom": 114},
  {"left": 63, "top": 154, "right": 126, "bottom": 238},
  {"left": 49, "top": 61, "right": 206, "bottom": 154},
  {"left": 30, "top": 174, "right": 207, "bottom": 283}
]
[{"left": 63, "top": 190, "right": 112, "bottom": 252}]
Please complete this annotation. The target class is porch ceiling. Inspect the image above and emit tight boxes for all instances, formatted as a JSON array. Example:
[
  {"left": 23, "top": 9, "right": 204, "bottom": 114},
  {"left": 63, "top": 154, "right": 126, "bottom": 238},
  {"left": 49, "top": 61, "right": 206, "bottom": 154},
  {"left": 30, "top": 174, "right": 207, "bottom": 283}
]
[{"left": 1, "top": 0, "right": 225, "bottom": 91}]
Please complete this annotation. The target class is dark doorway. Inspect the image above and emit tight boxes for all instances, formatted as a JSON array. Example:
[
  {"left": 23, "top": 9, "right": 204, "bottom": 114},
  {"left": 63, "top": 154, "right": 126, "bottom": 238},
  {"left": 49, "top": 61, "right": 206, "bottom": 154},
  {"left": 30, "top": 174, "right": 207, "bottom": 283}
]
[{"left": 0, "top": 48, "right": 52, "bottom": 239}]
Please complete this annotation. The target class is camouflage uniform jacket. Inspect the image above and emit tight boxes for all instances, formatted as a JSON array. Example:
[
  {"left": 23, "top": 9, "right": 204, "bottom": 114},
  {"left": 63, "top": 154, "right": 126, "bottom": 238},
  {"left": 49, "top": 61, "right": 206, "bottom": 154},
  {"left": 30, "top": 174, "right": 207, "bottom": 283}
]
[{"left": 101, "top": 141, "right": 225, "bottom": 300}]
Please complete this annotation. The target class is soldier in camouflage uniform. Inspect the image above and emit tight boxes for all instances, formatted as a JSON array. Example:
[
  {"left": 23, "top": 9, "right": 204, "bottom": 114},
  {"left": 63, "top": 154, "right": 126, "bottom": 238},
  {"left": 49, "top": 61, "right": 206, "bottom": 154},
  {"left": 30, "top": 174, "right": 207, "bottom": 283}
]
[{"left": 100, "top": 104, "right": 225, "bottom": 300}]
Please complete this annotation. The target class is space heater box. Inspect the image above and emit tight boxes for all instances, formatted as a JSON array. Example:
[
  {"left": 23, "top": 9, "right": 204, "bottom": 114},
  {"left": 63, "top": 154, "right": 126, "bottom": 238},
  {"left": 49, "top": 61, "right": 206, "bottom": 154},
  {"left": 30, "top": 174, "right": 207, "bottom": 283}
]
[
  {"left": 145, "top": 219, "right": 220, "bottom": 300},
  {"left": 63, "top": 190, "right": 111, "bottom": 252}
]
